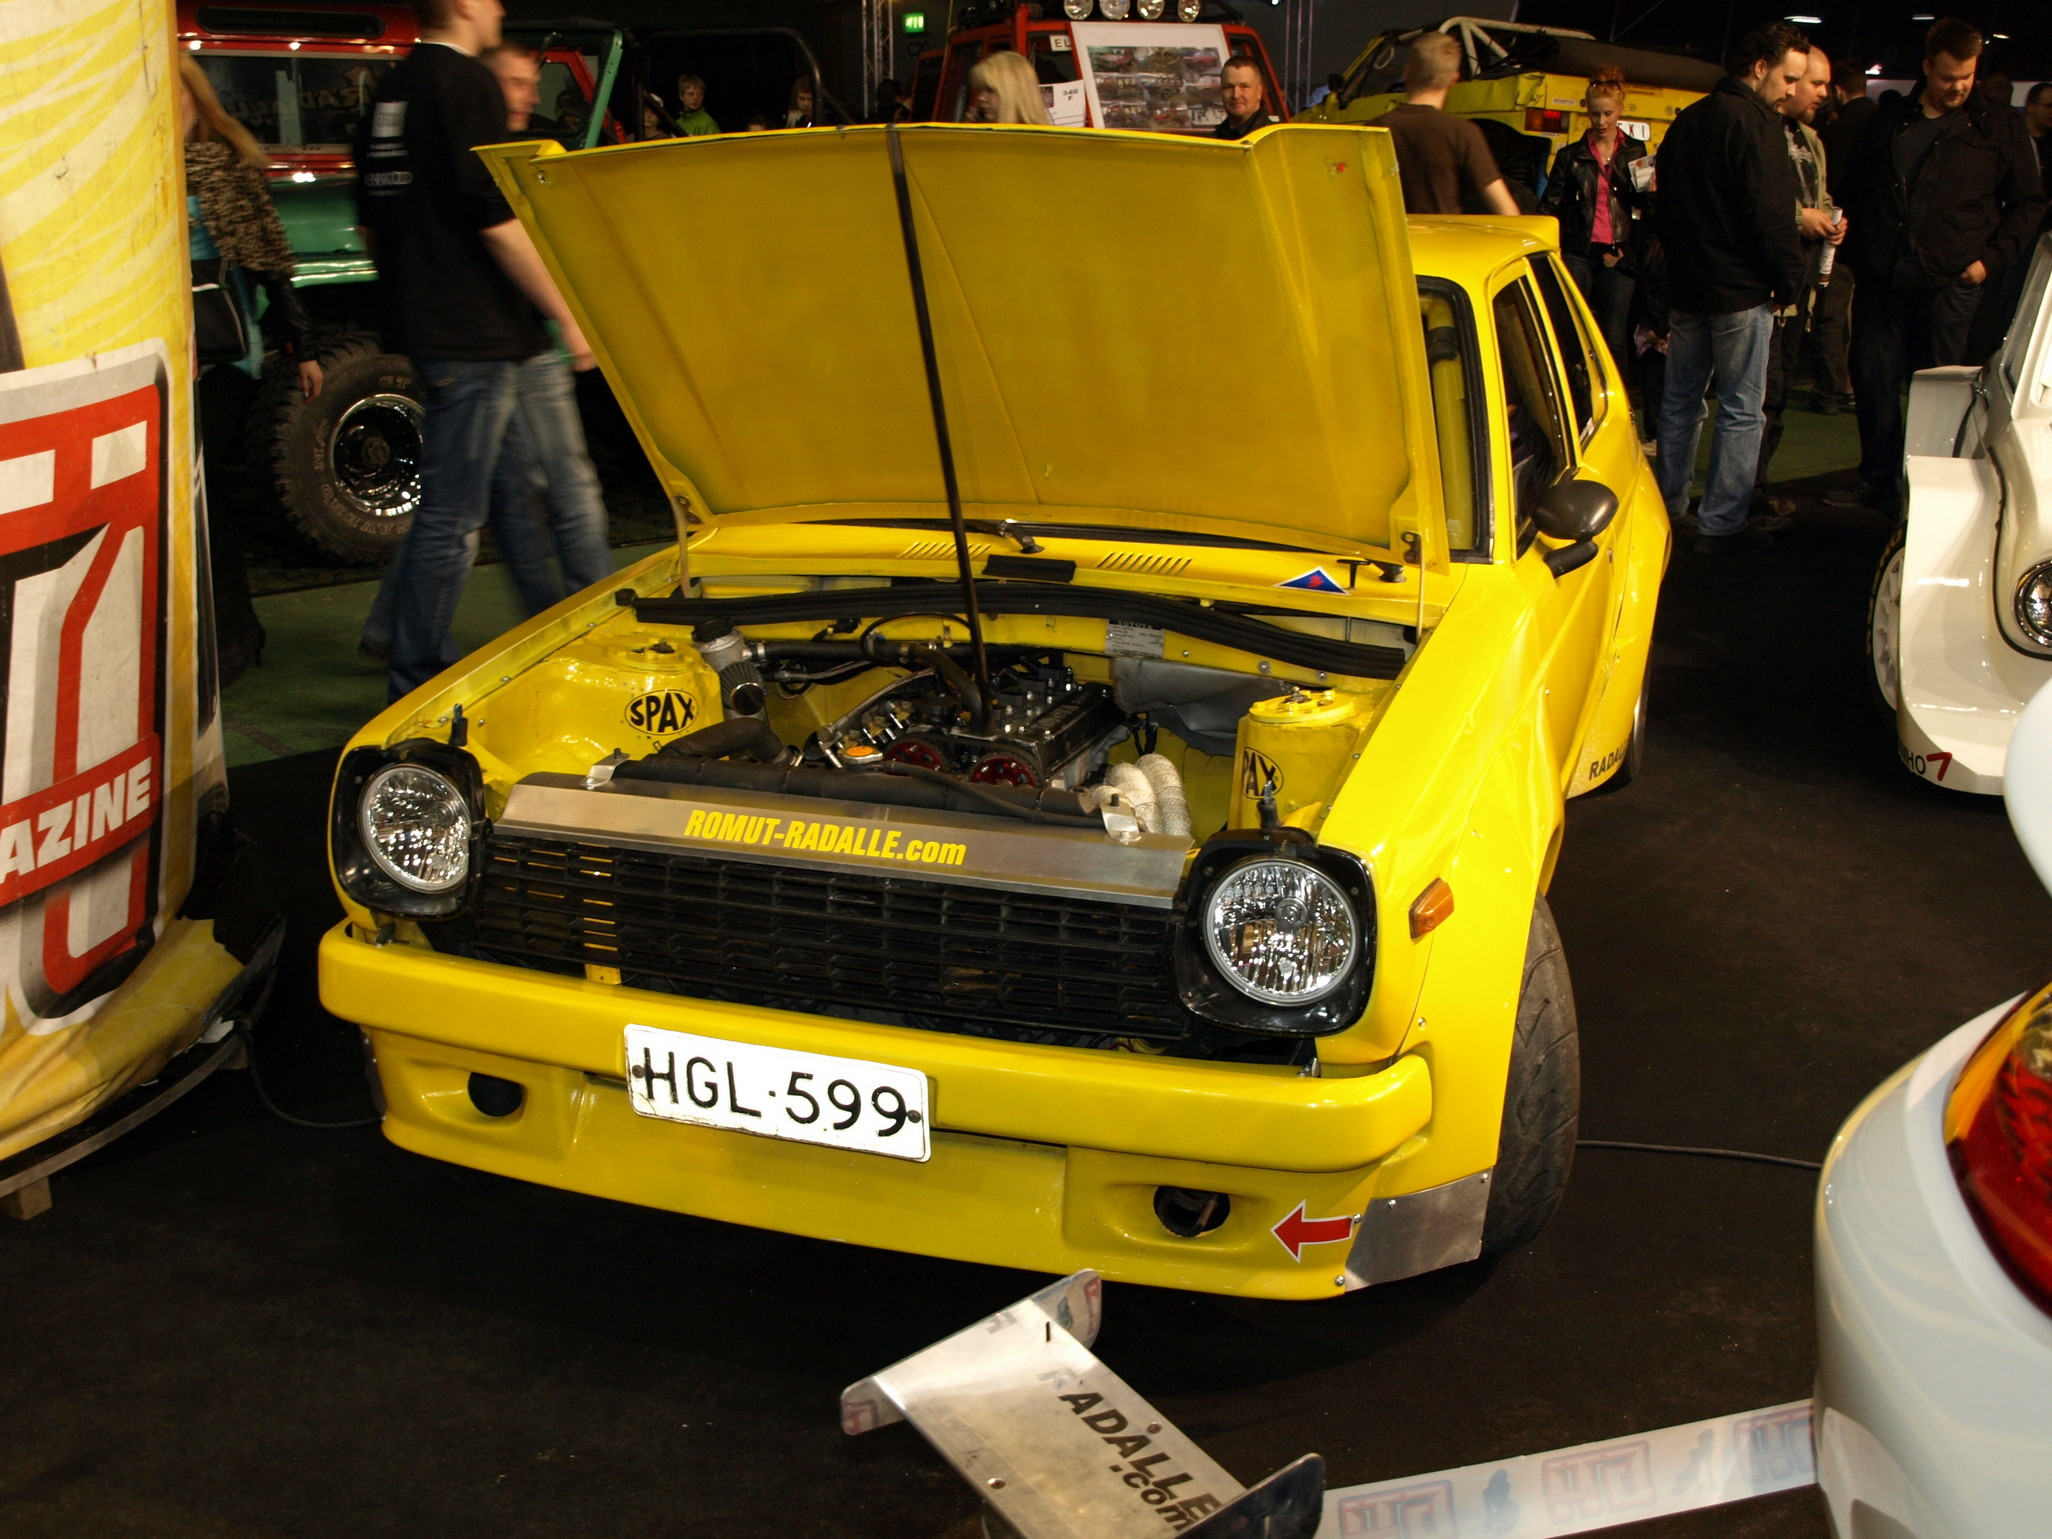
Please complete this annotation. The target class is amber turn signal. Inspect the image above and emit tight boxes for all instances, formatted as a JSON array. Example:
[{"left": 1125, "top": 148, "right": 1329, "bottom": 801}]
[{"left": 1408, "top": 878, "right": 1454, "bottom": 940}]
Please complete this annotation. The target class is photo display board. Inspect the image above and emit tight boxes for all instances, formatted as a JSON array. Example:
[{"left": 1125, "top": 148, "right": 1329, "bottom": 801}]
[{"left": 1070, "top": 22, "right": 1230, "bottom": 134}]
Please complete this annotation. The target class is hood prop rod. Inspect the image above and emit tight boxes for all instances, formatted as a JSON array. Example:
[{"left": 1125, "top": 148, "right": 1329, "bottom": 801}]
[{"left": 886, "top": 126, "right": 992, "bottom": 732}]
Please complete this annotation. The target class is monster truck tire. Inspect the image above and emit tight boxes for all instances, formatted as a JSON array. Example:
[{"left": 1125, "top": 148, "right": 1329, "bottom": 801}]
[
  {"left": 253, "top": 331, "right": 421, "bottom": 564},
  {"left": 1480, "top": 896, "right": 1581, "bottom": 1257}
]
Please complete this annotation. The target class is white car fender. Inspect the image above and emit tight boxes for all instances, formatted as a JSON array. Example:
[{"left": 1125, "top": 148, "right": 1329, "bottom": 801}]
[{"left": 1895, "top": 372, "right": 2052, "bottom": 794}]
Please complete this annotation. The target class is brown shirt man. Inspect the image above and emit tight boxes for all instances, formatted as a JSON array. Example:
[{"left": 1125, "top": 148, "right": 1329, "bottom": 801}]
[{"left": 1370, "top": 102, "right": 1507, "bottom": 213}]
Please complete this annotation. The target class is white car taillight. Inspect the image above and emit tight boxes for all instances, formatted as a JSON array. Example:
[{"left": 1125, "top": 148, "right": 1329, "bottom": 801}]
[{"left": 1947, "top": 978, "right": 2052, "bottom": 1312}]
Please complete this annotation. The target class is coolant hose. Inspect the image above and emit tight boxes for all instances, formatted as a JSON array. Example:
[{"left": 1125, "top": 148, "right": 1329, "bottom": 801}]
[
  {"left": 1136, "top": 753, "right": 1191, "bottom": 837},
  {"left": 655, "top": 718, "right": 789, "bottom": 764},
  {"left": 1102, "top": 762, "right": 1157, "bottom": 832}
]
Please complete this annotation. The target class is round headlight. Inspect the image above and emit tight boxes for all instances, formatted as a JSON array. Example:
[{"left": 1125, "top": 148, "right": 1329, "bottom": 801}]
[
  {"left": 1136, "top": 0, "right": 1166, "bottom": 17},
  {"left": 1177, "top": 0, "right": 1202, "bottom": 20},
  {"left": 1098, "top": 0, "right": 1130, "bottom": 18},
  {"left": 2017, "top": 562, "right": 2052, "bottom": 647},
  {"left": 1202, "top": 858, "right": 1357, "bottom": 1006},
  {"left": 358, "top": 763, "right": 471, "bottom": 894},
  {"left": 1063, "top": 0, "right": 1094, "bottom": 18}
]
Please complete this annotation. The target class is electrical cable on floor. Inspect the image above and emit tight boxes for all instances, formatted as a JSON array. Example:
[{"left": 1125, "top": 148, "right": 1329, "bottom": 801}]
[
  {"left": 1577, "top": 1139, "right": 1822, "bottom": 1172},
  {"left": 238, "top": 1025, "right": 381, "bottom": 1130}
]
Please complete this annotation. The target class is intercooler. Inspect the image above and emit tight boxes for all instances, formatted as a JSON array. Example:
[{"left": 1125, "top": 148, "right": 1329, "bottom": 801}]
[{"left": 442, "top": 775, "right": 1214, "bottom": 1048}]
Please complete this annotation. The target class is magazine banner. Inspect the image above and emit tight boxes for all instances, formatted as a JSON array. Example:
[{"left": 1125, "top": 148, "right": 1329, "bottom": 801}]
[{"left": 0, "top": 0, "right": 236, "bottom": 1163}]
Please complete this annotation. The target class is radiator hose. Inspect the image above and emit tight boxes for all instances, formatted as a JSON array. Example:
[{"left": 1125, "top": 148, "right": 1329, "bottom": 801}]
[{"left": 655, "top": 717, "right": 790, "bottom": 765}]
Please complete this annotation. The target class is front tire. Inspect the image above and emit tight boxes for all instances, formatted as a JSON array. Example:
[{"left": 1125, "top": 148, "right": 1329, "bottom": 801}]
[
  {"left": 252, "top": 331, "right": 422, "bottom": 564},
  {"left": 1866, "top": 526, "right": 1906, "bottom": 719},
  {"left": 1481, "top": 897, "right": 1581, "bottom": 1257}
]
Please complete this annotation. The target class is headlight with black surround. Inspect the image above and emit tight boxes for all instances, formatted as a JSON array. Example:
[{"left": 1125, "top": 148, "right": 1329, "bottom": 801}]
[
  {"left": 2016, "top": 561, "right": 2052, "bottom": 648},
  {"left": 1172, "top": 830, "right": 1375, "bottom": 1036},
  {"left": 332, "top": 740, "right": 489, "bottom": 919}
]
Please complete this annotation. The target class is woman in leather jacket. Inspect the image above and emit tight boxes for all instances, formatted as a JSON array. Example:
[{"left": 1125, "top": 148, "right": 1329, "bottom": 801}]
[
  {"left": 1538, "top": 68, "right": 1649, "bottom": 372},
  {"left": 179, "top": 56, "right": 322, "bottom": 683}
]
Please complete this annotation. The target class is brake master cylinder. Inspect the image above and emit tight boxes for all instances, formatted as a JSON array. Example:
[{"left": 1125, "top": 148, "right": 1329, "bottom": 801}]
[{"left": 1233, "top": 689, "right": 1371, "bottom": 829}]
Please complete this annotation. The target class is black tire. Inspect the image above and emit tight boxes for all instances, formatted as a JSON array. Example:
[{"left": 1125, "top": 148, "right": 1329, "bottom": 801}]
[
  {"left": 1597, "top": 671, "right": 1648, "bottom": 793},
  {"left": 1481, "top": 897, "right": 1581, "bottom": 1257},
  {"left": 251, "top": 331, "right": 421, "bottom": 564},
  {"left": 1865, "top": 525, "right": 1906, "bottom": 721}
]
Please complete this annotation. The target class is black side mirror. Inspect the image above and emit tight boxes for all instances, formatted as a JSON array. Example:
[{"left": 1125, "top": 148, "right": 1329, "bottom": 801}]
[{"left": 1533, "top": 478, "right": 1619, "bottom": 578}]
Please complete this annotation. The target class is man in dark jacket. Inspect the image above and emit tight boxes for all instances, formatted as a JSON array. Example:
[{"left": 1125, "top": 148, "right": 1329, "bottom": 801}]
[
  {"left": 1652, "top": 23, "right": 1809, "bottom": 554},
  {"left": 1811, "top": 59, "right": 1877, "bottom": 413},
  {"left": 1834, "top": 17, "right": 2044, "bottom": 512}
]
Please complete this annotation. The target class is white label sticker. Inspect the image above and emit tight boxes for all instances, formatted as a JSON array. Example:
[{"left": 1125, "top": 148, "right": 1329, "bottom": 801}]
[
  {"left": 1104, "top": 621, "right": 1164, "bottom": 659},
  {"left": 372, "top": 100, "right": 406, "bottom": 138},
  {"left": 1050, "top": 33, "right": 1072, "bottom": 49},
  {"left": 1620, "top": 118, "right": 1651, "bottom": 140}
]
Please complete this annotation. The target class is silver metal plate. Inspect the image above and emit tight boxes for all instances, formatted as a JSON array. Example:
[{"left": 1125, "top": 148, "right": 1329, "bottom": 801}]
[
  {"left": 499, "top": 773, "right": 1192, "bottom": 907},
  {"left": 1343, "top": 1169, "right": 1492, "bottom": 1290},
  {"left": 843, "top": 1272, "right": 1249, "bottom": 1538}
]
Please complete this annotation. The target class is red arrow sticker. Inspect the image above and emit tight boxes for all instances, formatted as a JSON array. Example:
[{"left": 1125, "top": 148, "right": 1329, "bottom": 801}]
[{"left": 1271, "top": 1203, "right": 1358, "bottom": 1260}]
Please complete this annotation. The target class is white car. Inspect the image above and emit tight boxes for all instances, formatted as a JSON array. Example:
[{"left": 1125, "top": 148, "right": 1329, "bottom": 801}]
[
  {"left": 1814, "top": 681, "right": 2052, "bottom": 1538},
  {"left": 1868, "top": 234, "right": 2052, "bottom": 793}
]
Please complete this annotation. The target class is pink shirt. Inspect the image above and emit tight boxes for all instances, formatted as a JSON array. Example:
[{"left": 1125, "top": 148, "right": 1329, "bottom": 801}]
[{"left": 1589, "top": 135, "right": 1616, "bottom": 245}]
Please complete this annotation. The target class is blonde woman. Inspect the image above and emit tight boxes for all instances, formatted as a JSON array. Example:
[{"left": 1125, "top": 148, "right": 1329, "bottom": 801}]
[
  {"left": 968, "top": 50, "right": 1052, "bottom": 126},
  {"left": 1538, "top": 66, "right": 1648, "bottom": 367}
]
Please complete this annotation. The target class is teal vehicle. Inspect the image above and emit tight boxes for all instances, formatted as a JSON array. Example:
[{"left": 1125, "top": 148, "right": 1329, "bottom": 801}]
[{"left": 183, "top": 2, "right": 625, "bottom": 561}]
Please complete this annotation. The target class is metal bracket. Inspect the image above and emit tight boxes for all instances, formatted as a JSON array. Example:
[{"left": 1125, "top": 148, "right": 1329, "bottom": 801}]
[{"left": 843, "top": 1271, "right": 1325, "bottom": 1539}]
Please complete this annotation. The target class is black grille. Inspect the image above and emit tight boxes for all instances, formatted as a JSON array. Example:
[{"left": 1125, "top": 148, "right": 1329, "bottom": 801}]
[{"left": 463, "top": 835, "right": 1200, "bottom": 1042}]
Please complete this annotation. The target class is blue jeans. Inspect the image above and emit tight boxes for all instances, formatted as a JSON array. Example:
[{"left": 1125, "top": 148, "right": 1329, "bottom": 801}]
[
  {"left": 1655, "top": 304, "right": 1774, "bottom": 539},
  {"left": 380, "top": 354, "right": 612, "bottom": 696}
]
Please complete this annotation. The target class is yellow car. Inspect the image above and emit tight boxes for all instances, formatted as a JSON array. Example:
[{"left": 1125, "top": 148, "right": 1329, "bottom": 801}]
[{"left": 318, "top": 122, "right": 1667, "bottom": 1300}]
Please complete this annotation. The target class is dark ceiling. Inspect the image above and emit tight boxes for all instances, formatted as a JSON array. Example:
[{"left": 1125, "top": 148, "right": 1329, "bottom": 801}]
[{"left": 1511, "top": 1, "right": 2052, "bottom": 81}]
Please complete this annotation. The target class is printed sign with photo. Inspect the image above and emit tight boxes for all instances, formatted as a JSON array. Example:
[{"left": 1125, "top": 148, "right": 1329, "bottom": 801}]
[{"left": 1071, "top": 22, "right": 1231, "bottom": 134}]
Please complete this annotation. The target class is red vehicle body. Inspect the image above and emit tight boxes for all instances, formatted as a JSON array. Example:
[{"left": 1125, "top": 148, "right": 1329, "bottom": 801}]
[{"left": 910, "top": 3, "right": 1285, "bottom": 131}]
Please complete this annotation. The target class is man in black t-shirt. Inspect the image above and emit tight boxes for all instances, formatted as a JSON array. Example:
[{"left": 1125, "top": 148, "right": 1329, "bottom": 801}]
[{"left": 357, "top": 0, "right": 602, "bottom": 700}]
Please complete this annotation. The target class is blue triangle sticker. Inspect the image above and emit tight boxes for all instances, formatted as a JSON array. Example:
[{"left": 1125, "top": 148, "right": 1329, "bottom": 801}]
[{"left": 1277, "top": 567, "right": 1347, "bottom": 593}]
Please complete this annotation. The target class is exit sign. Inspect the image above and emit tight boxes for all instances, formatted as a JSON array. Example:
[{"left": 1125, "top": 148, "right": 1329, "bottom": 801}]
[{"left": 903, "top": 10, "right": 926, "bottom": 31}]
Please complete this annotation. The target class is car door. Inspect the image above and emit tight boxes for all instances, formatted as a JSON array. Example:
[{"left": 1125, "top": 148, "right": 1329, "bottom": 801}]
[{"left": 1489, "top": 264, "right": 1616, "bottom": 781}]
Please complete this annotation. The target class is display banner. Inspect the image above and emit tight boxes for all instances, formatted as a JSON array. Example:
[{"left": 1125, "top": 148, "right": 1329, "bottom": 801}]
[
  {"left": 0, "top": 0, "right": 240, "bottom": 1164},
  {"left": 1318, "top": 1400, "right": 1816, "bottom": 1536},
  {"left": 1071, "top": 22, "right": 1231, "bottom": 134}
]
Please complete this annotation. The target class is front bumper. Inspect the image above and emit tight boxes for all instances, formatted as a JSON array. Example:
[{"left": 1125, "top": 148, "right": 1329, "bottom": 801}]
[
  {"left": 1815, "top": 1004, "right": 2052, "bottom": 1539},
  {"left": 320, "top": 922, "right": 1450, "bottom": 1299}
]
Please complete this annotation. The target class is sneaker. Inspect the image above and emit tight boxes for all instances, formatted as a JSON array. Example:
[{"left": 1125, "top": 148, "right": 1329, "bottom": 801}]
[
  {"left": 1823, "top": 482, "right": 1880, "bottom": 509},
  {"left": 1693, "top": 528, "right": 1774, "bottom": 556},
  {"left": 1749, "top": 508, "right": 1793, "bottom": 534}
]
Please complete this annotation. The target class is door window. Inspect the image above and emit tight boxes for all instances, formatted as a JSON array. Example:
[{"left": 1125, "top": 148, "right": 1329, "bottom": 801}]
[
  {"left": 1419, "top": 280, "right": 1490, "bottom": 556},
  {"left": 1528, "top": 256, "right": 1603, "bottom": 443},
  {"left": 1493, "top": 280, "right": 1572, "bottom": 550}
]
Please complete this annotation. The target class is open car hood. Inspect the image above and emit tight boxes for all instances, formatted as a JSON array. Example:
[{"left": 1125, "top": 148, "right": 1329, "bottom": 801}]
[{"left": 480, "top": 123, "right": 1434, "bottom": 561}]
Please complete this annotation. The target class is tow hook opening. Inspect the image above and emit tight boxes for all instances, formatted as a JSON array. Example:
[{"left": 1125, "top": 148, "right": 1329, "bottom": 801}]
[
  {"left": 1153, "top": 1186, "right": 1231, "bottom": 1239},
  {"left": 467, "top": 1073, "right": 525, "bottom": 1118}
]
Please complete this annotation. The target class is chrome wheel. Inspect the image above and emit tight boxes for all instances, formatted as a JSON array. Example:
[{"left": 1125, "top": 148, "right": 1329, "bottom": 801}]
[{"left": 327, "top": 391, "right": 424, "bottom": 521}]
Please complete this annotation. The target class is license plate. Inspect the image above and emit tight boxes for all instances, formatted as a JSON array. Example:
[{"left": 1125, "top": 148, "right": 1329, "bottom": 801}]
[{"left": 623, "top": 1024, "right": 931, "bottom": 1162}]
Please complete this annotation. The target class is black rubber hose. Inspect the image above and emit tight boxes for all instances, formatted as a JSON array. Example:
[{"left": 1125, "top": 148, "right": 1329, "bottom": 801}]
[
  {"left": 614, "top": 756, "right": 1100, "bottom": 825},
  {"left": 654, "top": 718, "right": 789, "bottom": 763}
]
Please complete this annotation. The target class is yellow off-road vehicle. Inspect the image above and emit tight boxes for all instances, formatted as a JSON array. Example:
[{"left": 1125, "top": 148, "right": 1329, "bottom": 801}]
[{"left": 1299, "top": 16, "right": 1716, "bottom": 203}]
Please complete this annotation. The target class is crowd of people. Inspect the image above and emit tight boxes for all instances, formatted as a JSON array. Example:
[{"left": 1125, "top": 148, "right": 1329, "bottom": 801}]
[
  {"left": 190, "top": 0, "right": 2052, "bottom": 705},
  {"left": 1370, "top": 15, "right": 2047, "bottom": 556}
]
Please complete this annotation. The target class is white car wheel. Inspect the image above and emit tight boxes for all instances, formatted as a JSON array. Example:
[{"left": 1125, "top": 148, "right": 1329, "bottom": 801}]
[{"left": 1867, "top": 528, "right": 1905, "bottom": 718}]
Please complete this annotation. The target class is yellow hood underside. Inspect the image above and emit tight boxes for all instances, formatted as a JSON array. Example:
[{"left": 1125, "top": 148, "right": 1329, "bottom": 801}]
[{"left": 481, "top": 123, "right": 1431, "bottom": 561}]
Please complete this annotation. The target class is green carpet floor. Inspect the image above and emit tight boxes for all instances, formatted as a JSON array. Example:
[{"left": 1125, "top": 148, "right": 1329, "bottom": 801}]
[{"left": 219, "top": 543, "right": 665, "bottom": 767}]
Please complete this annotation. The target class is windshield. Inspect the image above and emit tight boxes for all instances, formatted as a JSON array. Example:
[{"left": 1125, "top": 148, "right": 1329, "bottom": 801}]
[{"left": 199, "top": 52, "right": 392, "bottom": 151}]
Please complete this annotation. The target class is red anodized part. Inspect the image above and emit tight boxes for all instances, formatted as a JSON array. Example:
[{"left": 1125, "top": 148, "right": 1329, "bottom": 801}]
[
  {"left": 969, "top": 754, "right": 1037, "bottom": 787},
  {"left": 1947, "top": 979, "right": 2052, "bottom": 1313}
]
